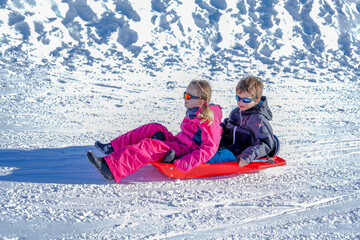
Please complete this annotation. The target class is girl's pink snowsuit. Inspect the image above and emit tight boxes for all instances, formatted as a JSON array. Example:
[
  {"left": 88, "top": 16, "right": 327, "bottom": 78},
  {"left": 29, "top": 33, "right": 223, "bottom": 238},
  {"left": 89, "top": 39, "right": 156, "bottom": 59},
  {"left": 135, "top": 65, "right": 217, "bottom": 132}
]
[{"left": 104, "top": 105, "right": 223, "bottom": 183}]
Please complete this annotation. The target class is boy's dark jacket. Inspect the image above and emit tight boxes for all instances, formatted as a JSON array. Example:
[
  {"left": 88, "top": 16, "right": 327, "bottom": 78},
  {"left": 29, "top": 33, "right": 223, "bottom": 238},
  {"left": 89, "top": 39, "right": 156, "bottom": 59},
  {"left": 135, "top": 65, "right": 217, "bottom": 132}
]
[{"left": 220, "top": 96, "right": 276, "bottom": 163}]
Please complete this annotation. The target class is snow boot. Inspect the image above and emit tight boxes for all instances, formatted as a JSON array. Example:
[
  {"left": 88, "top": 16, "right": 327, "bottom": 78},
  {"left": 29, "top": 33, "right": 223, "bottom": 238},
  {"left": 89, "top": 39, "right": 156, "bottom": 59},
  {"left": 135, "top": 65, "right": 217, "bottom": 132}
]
[
  {"left": 163, "top": 149, "right": 176, "bottom": 163},
  {"left": 95, "top": 141, "right": 114, "bottom": 155},
  {"left": 86, "top": 151, "right": 114, "bottom": 181}
]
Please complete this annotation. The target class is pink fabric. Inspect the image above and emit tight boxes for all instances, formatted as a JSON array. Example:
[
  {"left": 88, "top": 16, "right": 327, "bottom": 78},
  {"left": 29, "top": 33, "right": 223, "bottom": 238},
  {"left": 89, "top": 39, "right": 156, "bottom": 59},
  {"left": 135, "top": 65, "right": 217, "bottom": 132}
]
[
  {"left": 174, "top": 105, "right": 223, "bottom": 171},
  {"left": 110, "top": 123, "right": 175, "bottom": 149},
  {"left": 104, "top": 105, "right": 223, "bottom": 183}
]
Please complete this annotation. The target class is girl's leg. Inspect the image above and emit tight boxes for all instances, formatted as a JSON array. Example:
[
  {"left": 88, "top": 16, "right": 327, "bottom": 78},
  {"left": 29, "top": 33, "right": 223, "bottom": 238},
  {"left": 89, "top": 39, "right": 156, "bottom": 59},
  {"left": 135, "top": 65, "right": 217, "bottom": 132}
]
[
  {"left": 110, "top": 123, "right": 174, "bottom": 151},
  {"left": 104, "top": 139, "right": 190, "bottom": 183}
]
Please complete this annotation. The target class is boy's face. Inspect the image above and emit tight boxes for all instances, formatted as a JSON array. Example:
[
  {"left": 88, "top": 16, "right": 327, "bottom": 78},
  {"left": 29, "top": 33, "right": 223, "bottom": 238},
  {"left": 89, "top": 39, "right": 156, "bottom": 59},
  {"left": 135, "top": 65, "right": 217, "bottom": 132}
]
[{"left": 236, "top": 90, "right": 260, "bottom": 111}]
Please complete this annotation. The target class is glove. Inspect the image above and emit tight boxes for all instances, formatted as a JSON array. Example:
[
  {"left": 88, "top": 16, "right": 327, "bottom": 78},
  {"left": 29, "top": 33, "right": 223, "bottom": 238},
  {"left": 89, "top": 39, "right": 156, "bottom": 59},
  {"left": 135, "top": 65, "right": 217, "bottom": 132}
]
[
  {"left": 163, "top": 150, "right": 176, "bottom": 163},
  {"left": 237, "top": 156, "right": 248, "bottom": 167}
]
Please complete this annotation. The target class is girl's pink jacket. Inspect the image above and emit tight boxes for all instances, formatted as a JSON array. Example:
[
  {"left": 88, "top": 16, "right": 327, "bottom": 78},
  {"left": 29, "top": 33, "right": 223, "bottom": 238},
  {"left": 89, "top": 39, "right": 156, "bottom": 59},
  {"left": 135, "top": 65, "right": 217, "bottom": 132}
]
[{"left": 173, "top": 104, "right": 223, "bottom": 171}]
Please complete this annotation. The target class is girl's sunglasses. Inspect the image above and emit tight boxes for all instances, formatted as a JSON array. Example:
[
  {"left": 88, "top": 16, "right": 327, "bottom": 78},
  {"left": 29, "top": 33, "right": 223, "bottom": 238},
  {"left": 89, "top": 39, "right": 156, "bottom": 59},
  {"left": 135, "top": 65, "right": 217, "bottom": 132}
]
[
  {"left": 184, "top": 92, "right": 200, "bottom": 100},
  {"left": 235, "top": 95, "right": 257, "bottom": 103}
]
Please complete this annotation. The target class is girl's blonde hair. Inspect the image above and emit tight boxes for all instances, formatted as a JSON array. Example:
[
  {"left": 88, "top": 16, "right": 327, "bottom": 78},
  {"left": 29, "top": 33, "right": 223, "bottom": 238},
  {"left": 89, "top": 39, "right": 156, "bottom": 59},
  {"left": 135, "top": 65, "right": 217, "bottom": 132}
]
[{"left": 189, "top": 80, "right": 214, "bottom": 124}]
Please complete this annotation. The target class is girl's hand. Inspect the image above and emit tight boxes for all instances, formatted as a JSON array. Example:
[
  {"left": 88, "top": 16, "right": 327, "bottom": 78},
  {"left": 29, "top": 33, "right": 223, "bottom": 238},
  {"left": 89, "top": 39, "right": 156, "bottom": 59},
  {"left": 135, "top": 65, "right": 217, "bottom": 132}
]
[{"left": 163, "top": 150, "right": 176, "bottom": 163}]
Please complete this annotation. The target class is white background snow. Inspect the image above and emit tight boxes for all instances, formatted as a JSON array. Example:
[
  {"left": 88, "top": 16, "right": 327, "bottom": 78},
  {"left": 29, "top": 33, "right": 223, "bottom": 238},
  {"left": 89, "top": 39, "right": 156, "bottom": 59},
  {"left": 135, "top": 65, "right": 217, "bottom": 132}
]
[{"left": 0, "top": 0, "right": 360, "bottom": 239}]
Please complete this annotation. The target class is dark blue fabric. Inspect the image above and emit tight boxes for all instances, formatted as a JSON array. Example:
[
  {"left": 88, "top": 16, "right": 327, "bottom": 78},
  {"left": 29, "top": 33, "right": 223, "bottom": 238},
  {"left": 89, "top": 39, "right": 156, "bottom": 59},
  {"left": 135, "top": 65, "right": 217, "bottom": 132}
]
[
  {"left": 207, "top": 149, "right": 236, "bottom": 163},
  {"left": 186, "top": 107, "right": 199, "bottom": 120},
  {"left": 192, "top": 127, "right": 203, "bottom": 145},
  {"left": 222, "top": 96, "right": 276, "bottom": 163}
]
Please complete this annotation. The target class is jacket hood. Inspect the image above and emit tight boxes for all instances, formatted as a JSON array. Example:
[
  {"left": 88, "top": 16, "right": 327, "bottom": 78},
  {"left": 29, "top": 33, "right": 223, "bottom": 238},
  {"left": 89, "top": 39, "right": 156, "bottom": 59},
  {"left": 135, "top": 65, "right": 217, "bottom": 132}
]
[{"left": 241, "top": 96, "right": 272, "bottom": 120}]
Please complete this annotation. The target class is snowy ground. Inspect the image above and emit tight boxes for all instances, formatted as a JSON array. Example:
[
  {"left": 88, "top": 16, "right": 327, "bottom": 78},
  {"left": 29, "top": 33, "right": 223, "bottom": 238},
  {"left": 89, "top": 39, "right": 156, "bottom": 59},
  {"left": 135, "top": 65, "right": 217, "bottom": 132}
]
[
  {"left": 0, "top": 65, "right": 359, "bottom": 239},
  {"left": 1, "top": 0, "right": 360, "bottom": 238}
]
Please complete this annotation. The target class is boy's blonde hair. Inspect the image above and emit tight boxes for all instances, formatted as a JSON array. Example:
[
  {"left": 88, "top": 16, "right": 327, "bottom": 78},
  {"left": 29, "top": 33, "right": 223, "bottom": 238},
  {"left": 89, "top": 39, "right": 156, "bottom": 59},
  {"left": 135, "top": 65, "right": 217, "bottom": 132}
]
[
  {"left": 190, "top": 80, "right": 214, "bottom": 124},
  {"left": 236, "top": 76, "right": 263, "bottom": 99}
]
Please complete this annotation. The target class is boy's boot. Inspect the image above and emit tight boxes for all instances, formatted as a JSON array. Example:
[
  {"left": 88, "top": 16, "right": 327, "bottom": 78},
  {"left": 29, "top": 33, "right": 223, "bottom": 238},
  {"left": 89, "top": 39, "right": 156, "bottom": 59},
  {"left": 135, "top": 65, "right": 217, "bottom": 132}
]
[
  {"left": 95, "top": 141, "right": 114, "bottom": 155},
  {"left": 86, "top": 151, "right": 114, "bottom": 181}
]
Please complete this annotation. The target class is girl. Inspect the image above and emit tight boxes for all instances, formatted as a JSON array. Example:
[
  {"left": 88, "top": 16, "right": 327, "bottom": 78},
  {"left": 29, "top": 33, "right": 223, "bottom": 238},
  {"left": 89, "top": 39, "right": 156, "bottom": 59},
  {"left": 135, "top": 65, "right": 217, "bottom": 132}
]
[{"left": 87, "top": 80, "right": 223, "bottom": 183}]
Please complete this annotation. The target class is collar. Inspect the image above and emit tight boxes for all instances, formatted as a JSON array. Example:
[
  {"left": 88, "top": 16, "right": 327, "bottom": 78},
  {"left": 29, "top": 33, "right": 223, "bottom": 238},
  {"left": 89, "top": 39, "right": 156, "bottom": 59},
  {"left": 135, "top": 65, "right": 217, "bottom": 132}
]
[{"left": 186, "top": 107, "right": 200, "bottom": 119}]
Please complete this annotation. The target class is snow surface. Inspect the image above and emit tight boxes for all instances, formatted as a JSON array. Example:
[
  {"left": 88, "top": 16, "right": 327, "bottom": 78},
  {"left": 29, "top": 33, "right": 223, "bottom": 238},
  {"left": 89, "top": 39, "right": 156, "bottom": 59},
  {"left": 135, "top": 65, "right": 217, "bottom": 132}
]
[{"left": 1, "top": 0, "right": 360, "bottom": 239}]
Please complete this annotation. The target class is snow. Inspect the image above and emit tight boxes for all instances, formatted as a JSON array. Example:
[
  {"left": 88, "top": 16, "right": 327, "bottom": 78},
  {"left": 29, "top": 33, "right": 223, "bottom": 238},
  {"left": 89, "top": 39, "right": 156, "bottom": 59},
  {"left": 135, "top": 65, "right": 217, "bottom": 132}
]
[{"left": 1, "top": 0, "right": 360, "bottom": 239}]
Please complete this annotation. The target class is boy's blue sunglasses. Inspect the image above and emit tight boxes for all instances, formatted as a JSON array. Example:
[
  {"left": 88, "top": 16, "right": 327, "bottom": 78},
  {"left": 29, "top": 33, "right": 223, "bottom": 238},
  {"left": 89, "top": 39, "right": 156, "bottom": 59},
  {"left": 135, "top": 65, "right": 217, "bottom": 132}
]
[{"left": 235, "top": 95, "right": 257, "bottom": 103}]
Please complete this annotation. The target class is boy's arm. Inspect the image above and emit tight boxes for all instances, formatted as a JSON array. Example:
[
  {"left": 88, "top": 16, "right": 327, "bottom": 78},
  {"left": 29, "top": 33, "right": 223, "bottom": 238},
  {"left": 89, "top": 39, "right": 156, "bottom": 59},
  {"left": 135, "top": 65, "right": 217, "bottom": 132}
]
[
  {"left": 221, "top": 117, "right": 231, "bottom": 135},
  {"left": 221, "top": 107, "right": 240, "bottom": 139},
  {"left": 238, "top": 115, "right": 275, "bottom": 164},
  {"left": 226, "top": 107, "right": 240, "bottom": 127}
]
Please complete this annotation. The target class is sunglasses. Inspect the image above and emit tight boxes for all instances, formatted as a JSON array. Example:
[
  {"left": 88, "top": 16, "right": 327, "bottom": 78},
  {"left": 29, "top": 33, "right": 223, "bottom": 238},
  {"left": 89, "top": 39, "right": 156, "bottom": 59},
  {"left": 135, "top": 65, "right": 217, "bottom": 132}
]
[
  {"left": 184, "top": 92, "right": 200, "bottom": 100},
  {"left": 235, "top": 95, "right": 257, "bottom": 103}
]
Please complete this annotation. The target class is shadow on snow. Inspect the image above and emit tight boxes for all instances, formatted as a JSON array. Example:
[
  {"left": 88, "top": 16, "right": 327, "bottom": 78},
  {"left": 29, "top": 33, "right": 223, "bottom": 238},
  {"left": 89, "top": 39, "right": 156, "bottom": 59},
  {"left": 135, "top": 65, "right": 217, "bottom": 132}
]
[{"left": 0, "top": 146, "right": 173, "bottom": 184}]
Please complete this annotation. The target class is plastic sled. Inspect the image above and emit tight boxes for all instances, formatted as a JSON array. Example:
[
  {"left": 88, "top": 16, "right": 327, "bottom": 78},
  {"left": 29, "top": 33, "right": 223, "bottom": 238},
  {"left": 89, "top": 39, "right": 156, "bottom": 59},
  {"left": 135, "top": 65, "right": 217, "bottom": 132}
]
[{"left": 151, "top": 155, "right": 286, "bottom": 179}]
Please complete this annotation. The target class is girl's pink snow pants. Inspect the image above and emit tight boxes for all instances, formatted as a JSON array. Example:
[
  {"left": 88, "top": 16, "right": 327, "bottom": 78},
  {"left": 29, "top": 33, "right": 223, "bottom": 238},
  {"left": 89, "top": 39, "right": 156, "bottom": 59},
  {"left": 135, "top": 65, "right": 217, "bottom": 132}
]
[{"left": 104, "top": 123, "right": 191, "bottom": 183}]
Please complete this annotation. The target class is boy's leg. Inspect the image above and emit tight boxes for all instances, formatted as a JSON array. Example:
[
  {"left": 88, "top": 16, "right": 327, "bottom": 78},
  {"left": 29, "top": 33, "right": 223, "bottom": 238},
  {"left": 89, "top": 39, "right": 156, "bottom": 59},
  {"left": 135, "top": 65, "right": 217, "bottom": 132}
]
[
  {"left": 207, "top": 149, "right": 237, "bottom": 163},
  {"left": 104, "top": 139, "right": 190, "bottom": 183},
  {"left": 110, "top": 123, "right": 174, "bottom": 151}
]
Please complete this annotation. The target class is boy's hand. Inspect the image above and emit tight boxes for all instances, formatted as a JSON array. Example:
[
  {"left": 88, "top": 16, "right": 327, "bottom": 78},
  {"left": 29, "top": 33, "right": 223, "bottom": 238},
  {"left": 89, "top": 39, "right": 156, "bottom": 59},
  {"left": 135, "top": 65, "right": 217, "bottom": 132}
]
[{"left": 238, "top": 158, "right": 248, "bottom": 167}]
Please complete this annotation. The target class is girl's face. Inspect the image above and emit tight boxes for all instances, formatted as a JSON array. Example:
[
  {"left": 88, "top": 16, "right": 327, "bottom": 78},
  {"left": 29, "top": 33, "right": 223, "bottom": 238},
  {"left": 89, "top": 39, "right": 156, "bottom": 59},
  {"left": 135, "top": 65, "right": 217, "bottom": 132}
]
[
  {"left": 184, "top": 85, "right": 205, "bottom": 109},
  {"left": 236, "top": 90, "right": 260, "bottom": 111}
]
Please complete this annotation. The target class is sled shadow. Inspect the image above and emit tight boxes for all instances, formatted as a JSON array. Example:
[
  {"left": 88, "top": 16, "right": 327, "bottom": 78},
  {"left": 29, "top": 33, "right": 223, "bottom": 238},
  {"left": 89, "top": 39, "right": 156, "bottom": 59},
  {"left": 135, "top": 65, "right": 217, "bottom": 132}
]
[{"left": 0, "top": 146, "right": 173, "bottom": 184}]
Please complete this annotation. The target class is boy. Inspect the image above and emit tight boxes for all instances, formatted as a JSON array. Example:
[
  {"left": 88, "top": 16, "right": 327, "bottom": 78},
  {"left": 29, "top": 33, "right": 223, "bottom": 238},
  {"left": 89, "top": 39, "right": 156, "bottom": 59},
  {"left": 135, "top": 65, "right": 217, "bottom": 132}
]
[{"left": 207, "top": 76, "right": 277, "bottom": 166}]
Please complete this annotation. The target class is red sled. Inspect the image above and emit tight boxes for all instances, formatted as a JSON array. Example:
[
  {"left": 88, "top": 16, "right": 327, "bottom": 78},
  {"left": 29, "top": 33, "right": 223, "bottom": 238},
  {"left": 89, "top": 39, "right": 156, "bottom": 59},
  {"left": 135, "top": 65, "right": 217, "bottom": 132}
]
[{"left": 151, "top": 155, "right": 286, "bottom": 179}]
